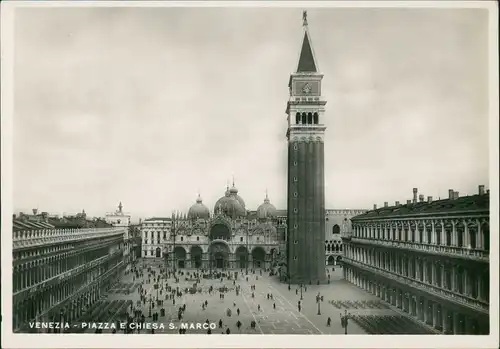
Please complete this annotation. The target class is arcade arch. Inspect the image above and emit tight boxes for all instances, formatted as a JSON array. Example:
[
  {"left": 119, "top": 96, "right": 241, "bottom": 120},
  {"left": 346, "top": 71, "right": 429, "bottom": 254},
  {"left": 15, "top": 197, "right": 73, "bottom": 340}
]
[
  {"left": 174, "top": 246, "right": 187, "bottom": 269},
  {"left": 251, "top": 247, "right": 266, "bottom": 269},
  {"left": 209, "top": 242, "right": 230, "bottom": 269},
  {"left": 190, "top": 245, "right": 203, "bottom": 269},
  {"left": 327, "top": 255, "right": 335, "bottom": 265},
  {"left": 235, "top": 246, "right": 249, "bottom": 269}
]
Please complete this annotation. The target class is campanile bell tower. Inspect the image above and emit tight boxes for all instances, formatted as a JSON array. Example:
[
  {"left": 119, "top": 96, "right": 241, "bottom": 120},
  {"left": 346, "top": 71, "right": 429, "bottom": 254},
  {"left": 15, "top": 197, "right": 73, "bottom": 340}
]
[{"left": 286, "top": 11, "right": 327, "bottom": 284}]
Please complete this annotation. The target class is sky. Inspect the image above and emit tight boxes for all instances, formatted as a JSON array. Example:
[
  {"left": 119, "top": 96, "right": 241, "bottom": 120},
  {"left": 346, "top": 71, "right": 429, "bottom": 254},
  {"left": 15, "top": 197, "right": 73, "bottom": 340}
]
[{"left": 12, "top": 6, "right": 490, "bottom": 220}]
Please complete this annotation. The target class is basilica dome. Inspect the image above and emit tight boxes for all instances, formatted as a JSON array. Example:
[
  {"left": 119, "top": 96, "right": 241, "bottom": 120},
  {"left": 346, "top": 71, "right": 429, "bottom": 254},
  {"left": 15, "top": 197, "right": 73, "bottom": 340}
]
[
  {"left": 229, "top": 184, "right": 246, "bottom": 209},
  {"left": 188, "top": 195, "right": 210, "bottom": 219},
  {"left": 257, "top": 193, "right": 277, "bottom": 219},
  {"left": 214, "top": 185, "right": 246, "bottom": 218}
]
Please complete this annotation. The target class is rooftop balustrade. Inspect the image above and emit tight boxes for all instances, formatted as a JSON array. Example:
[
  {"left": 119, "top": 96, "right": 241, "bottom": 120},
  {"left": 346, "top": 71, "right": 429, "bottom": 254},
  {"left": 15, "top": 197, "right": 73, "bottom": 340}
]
[{"left": 13, "top": 228, "right": 126, "bottom": 251}]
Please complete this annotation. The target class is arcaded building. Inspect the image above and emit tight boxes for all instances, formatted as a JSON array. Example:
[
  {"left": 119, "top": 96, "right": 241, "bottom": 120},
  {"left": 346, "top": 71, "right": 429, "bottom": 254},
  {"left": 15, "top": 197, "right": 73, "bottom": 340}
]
[
  {"left": 12, "top": 226, "right": 127, "bottom": 332},
  {"left": 342, "top": 186, "right": 490, "bottom": 334}
]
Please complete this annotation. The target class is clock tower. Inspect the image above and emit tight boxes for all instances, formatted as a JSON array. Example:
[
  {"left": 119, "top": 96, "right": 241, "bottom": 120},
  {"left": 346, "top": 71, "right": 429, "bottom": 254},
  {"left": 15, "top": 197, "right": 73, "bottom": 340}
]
[{"left": 286, "top": 12, "right": 327, "bottom": 284}]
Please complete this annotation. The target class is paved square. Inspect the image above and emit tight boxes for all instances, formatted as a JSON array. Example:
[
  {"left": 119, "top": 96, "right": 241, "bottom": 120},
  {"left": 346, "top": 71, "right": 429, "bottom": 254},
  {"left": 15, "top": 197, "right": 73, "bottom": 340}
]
[{"left": 89, "top": 262, "right": 404, "bottom": 335}]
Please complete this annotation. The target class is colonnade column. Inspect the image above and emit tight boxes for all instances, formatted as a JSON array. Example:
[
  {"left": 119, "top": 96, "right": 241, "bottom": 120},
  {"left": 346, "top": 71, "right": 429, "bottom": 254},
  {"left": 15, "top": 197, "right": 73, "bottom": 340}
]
[
  {"left": 432, "top": 302, "right": 437, "bottom": 328},
  {"left": 453, "top": 312, "right": 459, "bottom": 334}
]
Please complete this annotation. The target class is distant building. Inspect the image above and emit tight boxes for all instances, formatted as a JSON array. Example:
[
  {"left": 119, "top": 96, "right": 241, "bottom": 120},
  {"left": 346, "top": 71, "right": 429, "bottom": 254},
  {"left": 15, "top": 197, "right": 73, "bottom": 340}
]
[
  {"left": 13, "top": 209, "right": 54, "bottom": 232},
  {"left": 129, "top": 224, "right": 142, "bottom": 261},
  {"left": 105, "top": 202, "right": 132, "bottom": 266},
  {"left": 325, "top": 209, "right": 367, "bottom": 265},
  {"left": 140, "top": 217, "right": 172, "bottom": 259},
  {"left": 342, "top": 186, "right": 490, "bottom": 335}
]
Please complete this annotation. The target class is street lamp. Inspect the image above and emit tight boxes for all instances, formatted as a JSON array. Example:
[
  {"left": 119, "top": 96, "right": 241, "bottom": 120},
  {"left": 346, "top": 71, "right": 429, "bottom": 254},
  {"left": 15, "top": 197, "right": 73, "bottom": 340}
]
[
  {"left": 340, "top": 309, "right": 350, "bottom": 335},
  {"left": 246, "top": 221, "right": 249, "bottom": 275},
  {"left": 148, "top": 295, "right": 152, "bottom": 318},
  {"left": 300, "top": 284, "right": 304, "bottom": 301},
  {"left": 171, "top": 210, "right": 177, "bottom": 276},
  {"left": 209, "top": 248, "right": 212, "bottom": 276},
  {"left": 316, "top": 293, "right": 321, "bottom": 315},
  {"left": 59, "top": 309, "right": 64, "bottom": 334}
]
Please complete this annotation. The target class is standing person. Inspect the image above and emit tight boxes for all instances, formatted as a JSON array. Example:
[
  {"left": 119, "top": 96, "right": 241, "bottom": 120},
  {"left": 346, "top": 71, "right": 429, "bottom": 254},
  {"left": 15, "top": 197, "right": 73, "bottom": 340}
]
[
  {"left": 273, "top": 303, "right": 276, "bottom": 310},
  {"left": 327, "top": 317, "right": 331, "bottom": 327},
  {"left": 219, "top": 319, "right": 223, "bottom": 329},
  {"left": 236, "top": 320, "right": 242, "bottom": 332},
  {"left": 237, "top": 308, "right": 240, "bottom": 316}
]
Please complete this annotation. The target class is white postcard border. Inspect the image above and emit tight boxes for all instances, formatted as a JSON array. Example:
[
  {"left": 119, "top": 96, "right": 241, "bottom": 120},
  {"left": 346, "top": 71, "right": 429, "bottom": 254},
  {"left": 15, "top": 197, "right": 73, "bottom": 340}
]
[{"left": 1, "top": 1, "right": 498, "bottom": 348}]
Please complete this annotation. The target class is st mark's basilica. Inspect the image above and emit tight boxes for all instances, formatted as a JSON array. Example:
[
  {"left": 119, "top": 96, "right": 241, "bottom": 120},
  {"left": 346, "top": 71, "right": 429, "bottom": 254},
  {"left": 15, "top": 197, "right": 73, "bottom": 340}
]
[{"left": 141, "top": 184, "right": 284, "bottom": 271}]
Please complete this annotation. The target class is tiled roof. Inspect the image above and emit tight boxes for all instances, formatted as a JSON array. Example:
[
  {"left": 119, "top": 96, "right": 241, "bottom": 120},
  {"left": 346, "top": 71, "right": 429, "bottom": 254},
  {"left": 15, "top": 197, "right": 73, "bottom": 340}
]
[
  {"left": 352, "top": 194, "right": 489, "bottom": 221},
  {"left": 144, "top": 217, "right": 172, "bottom": 222},
  {"left": 297, "top": 31, "right": 317, "bottom": 73},
  {"left": 12, "top": 219, "right": 55, "bottom": 232}
]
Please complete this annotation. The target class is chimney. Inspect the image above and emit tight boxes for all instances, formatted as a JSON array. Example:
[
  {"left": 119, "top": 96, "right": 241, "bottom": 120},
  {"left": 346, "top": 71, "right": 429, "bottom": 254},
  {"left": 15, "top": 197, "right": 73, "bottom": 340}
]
[
  {"left": 454, "top": 191, "right": 459, "bottom": 200},
  {"left": 419, "top": 194, "right": 424, "bottom": 203},
  {"left": 373, "top": 204, "right": 377, "bottom": 210},
  {"left": 32, "top": 208, "right": 38, "bottom": 215},
  {"left": 427, "top": 196, "right": 433, "bottom": 203},
  {"left": 384, "top": 202, "right": 388, "bottom": 208},
  {"left": 395, "top": 201, "right": 400, "bottom": 206},
  {"left": 406, "top": 200, "right": 411, "bottom": 205},
  {"left": 413, "top": 188, "right": 418, "bottom": 204},
  {"left": 12, "top": 213, "right": 16, "bottom": 220},
  {"left": 487, "top": 189, "right": 490, "bottom": 194},
  {"left": 448, "top": 189, "right": 454, "bottom": 199},
  {"left": 479, "top": 185, "right": 485, "bottom": 195}
]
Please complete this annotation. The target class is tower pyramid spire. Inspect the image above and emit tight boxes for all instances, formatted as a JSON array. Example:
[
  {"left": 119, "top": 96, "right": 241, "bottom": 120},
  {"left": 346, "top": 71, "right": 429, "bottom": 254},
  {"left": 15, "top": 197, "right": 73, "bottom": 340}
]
[{"left": 296, "top": 10, "right": 318, "bottom": 73}]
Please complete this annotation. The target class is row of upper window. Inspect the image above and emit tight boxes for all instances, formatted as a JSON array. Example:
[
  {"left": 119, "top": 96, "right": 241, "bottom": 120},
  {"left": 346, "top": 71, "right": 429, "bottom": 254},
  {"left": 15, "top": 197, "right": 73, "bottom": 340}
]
[
  {"left": 143, "top": 236, "right": 267, "bottom": 244},
  {"left": 13, "top": 243, "right": 71, "bottom": 261}
]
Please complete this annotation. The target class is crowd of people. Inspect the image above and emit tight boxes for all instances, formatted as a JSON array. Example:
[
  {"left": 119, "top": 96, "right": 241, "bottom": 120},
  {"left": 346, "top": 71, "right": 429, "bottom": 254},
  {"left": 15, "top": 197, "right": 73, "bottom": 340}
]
[
  {"left": 107, "top": 261, "right": 281, "bottom": 334},
  {"left": 95, "top": 260, "right": 346, "bottom": 335}
]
